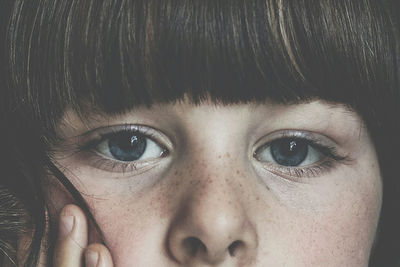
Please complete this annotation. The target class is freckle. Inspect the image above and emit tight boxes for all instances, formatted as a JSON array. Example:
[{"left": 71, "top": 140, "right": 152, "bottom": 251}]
[
  {"left": 236, "top": 170, "right": 240, "bottom": 174},
  {"left": 226, "top": 152, "right": 230, "bottom": 158},
  {"left": 256, "top": 196, "right": 260, "bottom": 201},
  {"left": 174, "top": 170, "right": 179, "bottom": 176},
  {"left": 218, "top": 155, "right": 222, "bottom": 159},
  {"left": 265, "top": 185, "right": 270, "bottom": 191}
]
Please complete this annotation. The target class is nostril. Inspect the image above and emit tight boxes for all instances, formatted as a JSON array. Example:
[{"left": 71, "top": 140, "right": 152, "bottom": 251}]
[
  {"left": 183, "top": 237, "right": 207, "bottom": 256},
  {"left": 228, "top": 240, "right": 244, "bottom": 256}
]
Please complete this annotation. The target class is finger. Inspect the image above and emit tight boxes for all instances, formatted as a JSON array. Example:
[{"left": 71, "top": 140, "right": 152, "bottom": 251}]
[
  {"left": 53, "top": 204, "right": 88, "bottom": 267},
  {"left": 85, "top": 243, "right": 114, "bottom": 267}
]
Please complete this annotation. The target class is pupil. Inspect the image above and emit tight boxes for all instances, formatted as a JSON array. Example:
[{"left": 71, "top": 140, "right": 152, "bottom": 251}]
[
  {"left": 108, "top": 132, "right": 146, "bottom": 161},
  {"left": 271, "top": 138, "right": 308, "bottom": 166}
]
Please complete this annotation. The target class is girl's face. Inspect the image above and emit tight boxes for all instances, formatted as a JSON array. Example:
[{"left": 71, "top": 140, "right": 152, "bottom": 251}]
[{"left": 48, "top": 99, "right": 382, "bottom": 266}]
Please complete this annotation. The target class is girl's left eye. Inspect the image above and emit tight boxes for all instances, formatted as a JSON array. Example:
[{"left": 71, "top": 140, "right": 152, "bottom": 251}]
[
  {"left": 254, "top": 138, "right": 324, "bottom": 167},
  {"left": 96, "top": 131, "right": 166, "bottom": 162}
]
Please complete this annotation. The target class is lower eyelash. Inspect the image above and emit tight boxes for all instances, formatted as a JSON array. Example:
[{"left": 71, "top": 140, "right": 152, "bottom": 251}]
[
  {"left": 78, "top": 150, "right": 136, "bottom": 172},
  {"left": 82, "top": 150, "right": 162, "bottom": 174},
  {"left": 266, "top": 159, "right": 335, "bottom": 179}
]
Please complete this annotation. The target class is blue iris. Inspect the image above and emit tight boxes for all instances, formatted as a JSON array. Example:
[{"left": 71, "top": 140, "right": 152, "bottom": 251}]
[
  {"left": 270, "top": 138, "right": 308, "bottom": 166},
  {"left": 108, "top": 132, "right": 147, "bottom": 161}
]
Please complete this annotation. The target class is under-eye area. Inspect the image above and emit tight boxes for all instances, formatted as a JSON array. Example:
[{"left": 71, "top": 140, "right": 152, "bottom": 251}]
[{"left": 253, "top": 130, "right": 351, "bottom": 180}]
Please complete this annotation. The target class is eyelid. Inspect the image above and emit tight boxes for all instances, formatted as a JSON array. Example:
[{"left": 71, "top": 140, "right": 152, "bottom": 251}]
[
  {"left": 253, "top": 130, "right": 342, "bottom": 156},
  {"left": 77, "top": 124, "right": 173, "bottom": 152}
]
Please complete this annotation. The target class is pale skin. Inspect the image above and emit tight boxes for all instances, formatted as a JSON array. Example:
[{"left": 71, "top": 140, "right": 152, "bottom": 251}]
[{"left": 35, "top": 99, "right": 382, "bottom": 267}]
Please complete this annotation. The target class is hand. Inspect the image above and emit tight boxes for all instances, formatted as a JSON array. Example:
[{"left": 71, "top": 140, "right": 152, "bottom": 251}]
[{"left": 54, "top": 204, "right": 114, "bottom": 267}]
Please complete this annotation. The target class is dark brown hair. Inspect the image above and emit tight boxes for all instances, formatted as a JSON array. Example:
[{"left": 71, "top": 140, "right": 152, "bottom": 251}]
[{"left": 1, "top": 0, "right": 399, "bottom": 266}]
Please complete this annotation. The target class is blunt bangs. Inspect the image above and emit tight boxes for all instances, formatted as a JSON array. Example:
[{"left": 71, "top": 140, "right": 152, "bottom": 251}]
[{"left": 6, "top": 0, "right": 398, "bottom": 127}]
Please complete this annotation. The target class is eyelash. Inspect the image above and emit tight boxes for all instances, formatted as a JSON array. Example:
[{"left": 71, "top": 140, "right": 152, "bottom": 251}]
[
  {"left": 77, "top": 125, "right": 169, "bottom": 173},
  {"left": 255, "top": 132, "right": 350, "bottom": 180}
]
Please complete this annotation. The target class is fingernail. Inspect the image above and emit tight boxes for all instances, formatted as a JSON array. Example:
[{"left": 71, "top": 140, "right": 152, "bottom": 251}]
[
  {"left": 59, "top": 215, "right": 74, "bottom": 237},
  {"left": 85, "top": 250, "right": 99, "bottom": 267}
]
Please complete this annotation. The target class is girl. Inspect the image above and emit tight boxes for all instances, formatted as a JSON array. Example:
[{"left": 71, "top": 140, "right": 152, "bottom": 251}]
[{"left": 1, "top": 0, "right": 399, "bottom": 266}]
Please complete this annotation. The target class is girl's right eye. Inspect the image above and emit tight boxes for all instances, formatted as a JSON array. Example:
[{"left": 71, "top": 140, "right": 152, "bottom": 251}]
[{"left": 96, "top": 131, "right": 166, "bottom": 162}]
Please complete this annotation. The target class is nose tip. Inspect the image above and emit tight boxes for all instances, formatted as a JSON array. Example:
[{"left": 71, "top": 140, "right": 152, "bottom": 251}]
[{"left": 167, "top": 195, "right": 258, "bottom": 265}]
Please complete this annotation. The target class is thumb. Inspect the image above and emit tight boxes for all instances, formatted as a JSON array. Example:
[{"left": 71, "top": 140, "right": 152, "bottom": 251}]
[{"left": 53, "top": 204, "right": 88, "bottom": 267}]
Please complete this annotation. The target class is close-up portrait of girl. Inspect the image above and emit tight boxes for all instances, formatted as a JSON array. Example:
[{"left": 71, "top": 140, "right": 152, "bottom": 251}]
[{"left": 0, "top": 0, "right": 399, "bottom": 266}]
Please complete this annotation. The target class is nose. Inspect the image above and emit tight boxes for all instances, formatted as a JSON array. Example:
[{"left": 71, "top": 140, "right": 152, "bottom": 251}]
[{"left": 167, "top": 174, "right": 258, "bottom": 265}]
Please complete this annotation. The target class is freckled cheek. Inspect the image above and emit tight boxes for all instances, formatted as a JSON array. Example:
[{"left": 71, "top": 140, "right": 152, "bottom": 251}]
[
  {"left": 291, "top": 192, "right": 381, "bottom": 265},
  {"left": 89, "top": 200, "right": 169, "bottom": 265},
  {"left": 97, "top": 217, "right": 146, "bottom": 259}
]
